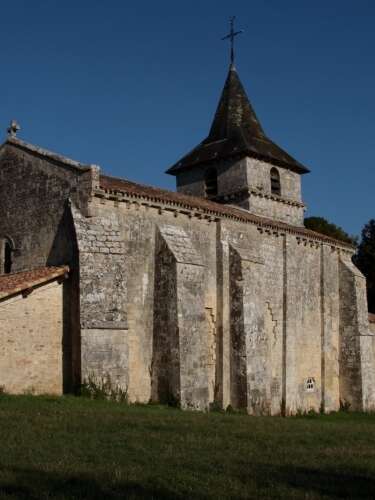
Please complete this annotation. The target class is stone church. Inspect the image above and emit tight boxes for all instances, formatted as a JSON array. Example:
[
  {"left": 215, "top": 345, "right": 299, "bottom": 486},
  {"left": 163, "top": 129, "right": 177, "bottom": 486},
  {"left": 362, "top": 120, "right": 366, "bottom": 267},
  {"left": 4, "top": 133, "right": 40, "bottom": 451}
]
[{"left": 1, "top": 60, "right": 375, "bottom": 415}]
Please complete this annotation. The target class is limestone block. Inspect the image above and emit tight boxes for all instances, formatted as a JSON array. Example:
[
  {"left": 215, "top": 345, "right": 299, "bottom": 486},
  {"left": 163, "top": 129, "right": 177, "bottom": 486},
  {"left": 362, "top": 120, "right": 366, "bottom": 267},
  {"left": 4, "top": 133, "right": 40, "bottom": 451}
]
[
  {"left": 339, "top": 257, "right": 375, "bottom": 411},
  {"left": 152, "top": 226, "right": 209, "bottom": 411},
  {"left": 0, "top": 281, "right": 64, "bottom": 395},
  {"left": 229, "top": 243, "right": 268, "bottom": 415}
]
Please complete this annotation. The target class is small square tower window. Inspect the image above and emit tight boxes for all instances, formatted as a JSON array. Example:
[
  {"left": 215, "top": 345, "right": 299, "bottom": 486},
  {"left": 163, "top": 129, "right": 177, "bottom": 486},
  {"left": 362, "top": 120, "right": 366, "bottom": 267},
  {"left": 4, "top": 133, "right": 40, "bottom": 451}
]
[{"left": 305, "top": 378, "right": 315, "bottom": 392}]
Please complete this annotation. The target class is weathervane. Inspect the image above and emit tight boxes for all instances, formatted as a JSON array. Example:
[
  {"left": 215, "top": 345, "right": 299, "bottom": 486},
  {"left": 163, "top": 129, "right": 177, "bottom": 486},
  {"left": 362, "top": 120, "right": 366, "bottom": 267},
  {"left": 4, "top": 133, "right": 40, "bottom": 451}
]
[{"left": 221, "top": 16, "right": 243, "bottom": 65}]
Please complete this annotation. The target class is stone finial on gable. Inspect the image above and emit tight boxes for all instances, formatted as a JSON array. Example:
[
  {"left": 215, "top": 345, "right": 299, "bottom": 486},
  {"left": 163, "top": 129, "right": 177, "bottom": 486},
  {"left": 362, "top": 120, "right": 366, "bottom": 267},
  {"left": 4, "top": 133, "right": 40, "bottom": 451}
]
[{"left": 7, "top": 120, "right": 20, "bottom": 137}]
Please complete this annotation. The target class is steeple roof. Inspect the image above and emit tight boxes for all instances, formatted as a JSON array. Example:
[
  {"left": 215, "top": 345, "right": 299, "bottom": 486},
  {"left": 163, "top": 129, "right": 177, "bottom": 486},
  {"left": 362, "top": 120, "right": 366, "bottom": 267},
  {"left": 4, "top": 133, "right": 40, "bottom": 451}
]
[{"left": 167, "top": 65, "right": 309, "bottom": 175}]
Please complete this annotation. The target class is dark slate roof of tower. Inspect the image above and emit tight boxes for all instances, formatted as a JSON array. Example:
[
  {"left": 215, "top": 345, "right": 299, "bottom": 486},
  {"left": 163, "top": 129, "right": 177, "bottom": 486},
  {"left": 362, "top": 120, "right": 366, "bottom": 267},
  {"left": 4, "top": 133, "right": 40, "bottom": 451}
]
[{"left": 167, "top": 65, "right": 310, "bottom": 175}]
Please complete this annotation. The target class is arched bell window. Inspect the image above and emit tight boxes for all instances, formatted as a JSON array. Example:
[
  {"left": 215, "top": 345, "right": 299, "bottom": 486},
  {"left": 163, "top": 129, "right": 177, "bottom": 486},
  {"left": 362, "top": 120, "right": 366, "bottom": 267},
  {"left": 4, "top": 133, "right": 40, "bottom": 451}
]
[
  {"left": 1, "top": 237, "right": 13, "bottom": 274},
  {"left": 270, "top": 167, "right": 281, "bottom": 196},
  {"left": 204, "top": 167, "right": 218, "bottom": 198}
]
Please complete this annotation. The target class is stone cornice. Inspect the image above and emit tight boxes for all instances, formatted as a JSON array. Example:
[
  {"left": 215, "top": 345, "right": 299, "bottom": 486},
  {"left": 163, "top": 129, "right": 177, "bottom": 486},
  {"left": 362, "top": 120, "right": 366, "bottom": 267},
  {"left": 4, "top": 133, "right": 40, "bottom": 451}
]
[
  {"left": 249, "top": 188, "right": 305, "bottom": 208},
  {"left": 95, "top": 180, "right": 354, "bottom": 253},
  {"left": 212, "top": 187, "right": 305, "bottom": 208}
]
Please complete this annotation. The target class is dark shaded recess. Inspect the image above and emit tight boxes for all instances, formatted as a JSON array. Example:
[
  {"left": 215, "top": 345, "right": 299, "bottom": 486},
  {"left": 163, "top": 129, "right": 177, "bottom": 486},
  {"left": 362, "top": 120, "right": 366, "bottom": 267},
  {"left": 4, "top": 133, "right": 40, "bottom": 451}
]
[
  {"left": 151, "top": 236, "right": 180, "bottom": 406},
  {"left": 167, "top": 65, "right": 310, "bottom": 175},
  {"left": 204, "top": 167, "right": 218, "bottom": 198},
  {"left": 270, "top": 167, "right": 281, "bottom": 196},
  {"left": 229, "top": 250, "right": 247, "bottom": 409},
  {"left": 4, "top": 240, "right": 12, "bottom": 274},
  {"left": 47, "top": 202, "right": 81, "bottom": 393}
]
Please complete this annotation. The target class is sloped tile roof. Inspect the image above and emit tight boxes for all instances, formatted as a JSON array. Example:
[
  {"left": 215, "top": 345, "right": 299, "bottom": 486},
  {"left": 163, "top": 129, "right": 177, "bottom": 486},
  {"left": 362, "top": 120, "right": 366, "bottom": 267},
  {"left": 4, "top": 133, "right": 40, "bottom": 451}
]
[
  {"left": 99, "top": 174, "right": 354, "bottom": 249},
  {"left": 0, "top": 266, "right": 69, "bottom": 300}
]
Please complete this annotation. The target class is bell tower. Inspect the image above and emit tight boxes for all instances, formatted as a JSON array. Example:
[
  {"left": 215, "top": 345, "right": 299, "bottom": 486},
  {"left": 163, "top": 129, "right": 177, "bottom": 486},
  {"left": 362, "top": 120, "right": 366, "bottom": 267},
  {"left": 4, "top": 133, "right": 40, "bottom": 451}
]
[{"left": 166, "top": 25, "right": 310, "bottom": 226}]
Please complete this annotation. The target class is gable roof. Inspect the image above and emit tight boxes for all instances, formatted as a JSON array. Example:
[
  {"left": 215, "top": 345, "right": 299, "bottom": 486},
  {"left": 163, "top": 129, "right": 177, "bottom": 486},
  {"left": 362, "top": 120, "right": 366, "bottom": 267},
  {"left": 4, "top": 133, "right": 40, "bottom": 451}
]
[
  {"left": 0, "top": 266, "right": 69, "bottom": 300},
  {"left": 167, "top": 65, "right": 309, "bottom": 175},
  {"left": 0, "top": 136, "right": 92, "bottom": 172}
]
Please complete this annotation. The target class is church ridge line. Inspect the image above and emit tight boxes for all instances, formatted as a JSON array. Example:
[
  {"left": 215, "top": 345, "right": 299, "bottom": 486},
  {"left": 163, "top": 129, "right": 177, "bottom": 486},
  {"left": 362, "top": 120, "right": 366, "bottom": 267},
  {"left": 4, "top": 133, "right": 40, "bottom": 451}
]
[
  {"left": 1, "top": 135, "right": 96, "bottom": 172},
  {"left": 0, "top": 135, "right": 353, "bottom": 250}
]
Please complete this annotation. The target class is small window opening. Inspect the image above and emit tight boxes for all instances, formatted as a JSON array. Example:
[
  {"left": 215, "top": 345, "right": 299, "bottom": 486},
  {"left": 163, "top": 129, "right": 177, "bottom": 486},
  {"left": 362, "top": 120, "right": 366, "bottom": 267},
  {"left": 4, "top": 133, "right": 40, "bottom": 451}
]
[
  {"left": 3, "top": 239, "right": 13, "bottom": 274},
  {"left": 204, "top": 168, "right": 218, "bottom": 198},
  {"left": 305, "top": 378, "right": 315, "bottom": 392},
  {"left": 270, "top": 167, "right": 281, "bottom": 196}
]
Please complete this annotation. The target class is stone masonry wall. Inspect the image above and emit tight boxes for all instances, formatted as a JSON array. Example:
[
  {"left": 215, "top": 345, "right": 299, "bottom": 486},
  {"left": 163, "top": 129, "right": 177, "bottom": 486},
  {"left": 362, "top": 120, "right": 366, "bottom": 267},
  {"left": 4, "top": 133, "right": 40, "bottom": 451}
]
[
  {"left": 246, "top": 157, "right": 302, "bottom": 201},
  {"left": 151, "top": 233, "right": 179, "bottom": 404},
  {"left": 176, "top": 158, "right": 248, "bottom": 200},
  {"left": 215, "top": 217, "right": 369, "bottom": 415},
  {"left": 0, "top": 143, "right": 93, "bottom": 273},
  {"left": 72, "top": 204, "right": 128, "bottom": 391},
  {"left": 90, "top": 189, "right": 368, "bottom": 414},
  {"left": 246, "top": 158, "right": 305, "bottom": 226},
  {"left": 79, "top": 196, "right": 217, "bottom": 406},
  {"left": 0, "top": 281, "right": 64, "bottom": 394},
  {"left": 339, "top": 258, "right": 375, "bottom": 411},
  {"left": 153, "top": 225, "right": 208, "bottom": 409},
  {"left": 2, "top": 142, "right": 373, "bottom": 413},
  {"left": 230, "top": 244, "right": 267, "bottom": 414},
  {"left": 175, "top": 155, "right": 305, "bottom": 225}
]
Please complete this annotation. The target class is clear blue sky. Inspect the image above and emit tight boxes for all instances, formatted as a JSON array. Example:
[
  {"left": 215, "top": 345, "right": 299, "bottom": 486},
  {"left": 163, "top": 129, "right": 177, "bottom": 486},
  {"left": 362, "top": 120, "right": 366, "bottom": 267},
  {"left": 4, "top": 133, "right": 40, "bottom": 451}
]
[{"left": 1, "top": 0, "right": 374, "bottom": 236}]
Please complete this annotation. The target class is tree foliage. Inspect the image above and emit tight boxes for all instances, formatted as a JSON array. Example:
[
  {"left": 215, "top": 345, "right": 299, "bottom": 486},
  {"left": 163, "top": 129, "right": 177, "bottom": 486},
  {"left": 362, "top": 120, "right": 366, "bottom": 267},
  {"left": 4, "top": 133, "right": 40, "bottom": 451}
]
[
  {"left": 353, "top": 219, "right": 375, "bottom": 313},
  {"left": 304, "top": 216, "right": 356, "bottom": 245}
]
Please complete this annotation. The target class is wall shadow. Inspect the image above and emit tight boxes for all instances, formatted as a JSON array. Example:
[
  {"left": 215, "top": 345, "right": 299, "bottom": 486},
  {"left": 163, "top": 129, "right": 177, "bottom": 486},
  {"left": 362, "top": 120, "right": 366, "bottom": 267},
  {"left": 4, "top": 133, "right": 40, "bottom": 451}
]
[{"left": 47, "top": 203, "right": 81, "bottom": 394}]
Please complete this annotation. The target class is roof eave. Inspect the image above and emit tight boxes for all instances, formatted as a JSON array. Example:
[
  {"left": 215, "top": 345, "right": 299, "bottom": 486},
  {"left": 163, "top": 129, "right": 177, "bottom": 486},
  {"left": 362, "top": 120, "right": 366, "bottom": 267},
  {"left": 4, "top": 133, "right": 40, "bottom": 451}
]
[{"left": 166, "top": 148, "right": 310, "bottom": 176}]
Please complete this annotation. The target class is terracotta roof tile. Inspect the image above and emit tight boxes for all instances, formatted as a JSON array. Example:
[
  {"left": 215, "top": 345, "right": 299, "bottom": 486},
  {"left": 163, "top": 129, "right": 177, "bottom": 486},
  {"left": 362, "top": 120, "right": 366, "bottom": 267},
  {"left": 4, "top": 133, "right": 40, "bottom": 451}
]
[
  {"left": 99, "top": 174, "right": 354, "bottom": 249},
  {"left": 369, "top": 313, "right": 375, "bottom": 324},
  {"left": 0, "top": 266, "right": 69, "bottom": 300}
]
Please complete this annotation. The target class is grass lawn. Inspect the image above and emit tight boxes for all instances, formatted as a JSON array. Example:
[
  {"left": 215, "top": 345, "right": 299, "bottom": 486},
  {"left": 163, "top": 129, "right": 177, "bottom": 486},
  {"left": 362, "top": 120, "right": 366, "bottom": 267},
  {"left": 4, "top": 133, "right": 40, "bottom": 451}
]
[{"left": 0, "top": 396, "right": 375, "bottom": 499}]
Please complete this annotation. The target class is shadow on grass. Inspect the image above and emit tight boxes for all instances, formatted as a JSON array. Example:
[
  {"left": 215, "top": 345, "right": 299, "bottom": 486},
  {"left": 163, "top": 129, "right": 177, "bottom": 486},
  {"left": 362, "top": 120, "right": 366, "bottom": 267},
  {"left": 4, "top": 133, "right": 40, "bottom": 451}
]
[
  {"left": 0, "top": 466, "right": 185, "bottom": 500},
  {"left": 250, "top": 464, "right": 375, "bottom": 499},
  {"left": 1, "top": 463, "right": 375, "bottom": 499}
]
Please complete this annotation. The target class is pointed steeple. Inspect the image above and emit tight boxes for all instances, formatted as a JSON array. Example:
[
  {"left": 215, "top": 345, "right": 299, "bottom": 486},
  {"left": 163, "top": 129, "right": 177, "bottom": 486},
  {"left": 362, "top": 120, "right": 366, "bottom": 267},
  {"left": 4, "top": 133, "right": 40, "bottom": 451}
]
[
  {"left": 205, "top": 64, "right": 266, "bottom": 143},
  {"left": 167, "top": 65, "right": 309, "bottom": 175}
]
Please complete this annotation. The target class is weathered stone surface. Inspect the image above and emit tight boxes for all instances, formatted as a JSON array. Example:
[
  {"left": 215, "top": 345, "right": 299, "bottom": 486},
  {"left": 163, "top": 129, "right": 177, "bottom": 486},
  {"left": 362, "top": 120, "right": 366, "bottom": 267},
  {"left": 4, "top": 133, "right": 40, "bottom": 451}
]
[
  {"left": 0, "top": 137, "right": 374, "bottom": 414},
  {"left": 151, "top": 225, "right": 209, "bottom": 410},
  {"left": 0, "top": 281, "right": 64, "bottom": 394},
  {"left": 339, "top": 258, "right": 375, "bottom": 411},
  {"left": 176, "top": 156, "right": 305, "bottom": 225}
]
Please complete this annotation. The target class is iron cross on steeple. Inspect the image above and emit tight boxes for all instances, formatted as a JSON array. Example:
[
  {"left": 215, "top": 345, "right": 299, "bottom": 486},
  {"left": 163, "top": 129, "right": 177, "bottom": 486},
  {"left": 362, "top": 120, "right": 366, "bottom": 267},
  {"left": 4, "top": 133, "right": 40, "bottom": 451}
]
[{"left": 221, "top": 16, "right": 243, "bottom": 65}]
